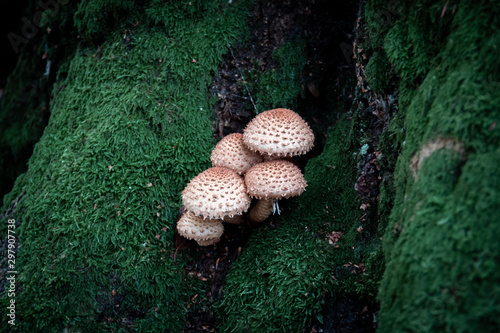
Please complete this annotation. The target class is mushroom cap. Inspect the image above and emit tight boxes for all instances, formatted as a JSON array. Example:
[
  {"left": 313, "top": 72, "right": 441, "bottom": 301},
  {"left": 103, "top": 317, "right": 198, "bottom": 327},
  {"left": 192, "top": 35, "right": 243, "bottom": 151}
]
[
  {"left": 244, "top": 160, "right": 307, "bottom": 199},
  {"left": 243, "top": 108, "right": 314, "bottom": 157},
  {"left": 210, "top": 133, "right": 263, "bottom": 175},
  {"left": 176, "top": 211, "right": 224, "bottom": 245},
  {"left": 181, "top": 166, "right": 251, "bottom": 219}
]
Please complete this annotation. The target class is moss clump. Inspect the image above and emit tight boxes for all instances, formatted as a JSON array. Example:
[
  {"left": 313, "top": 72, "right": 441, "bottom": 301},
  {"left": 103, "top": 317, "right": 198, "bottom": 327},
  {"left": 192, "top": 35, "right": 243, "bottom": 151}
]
[
  {"left": 365, "top": 0, "right": 500, "bottom": 331},
  {"left": 241, "top": 36, "right": 307, "bottom": 114},
  {"left": 364, "top": 0, "right": 398, "bottom": 49},
  {"left": 381, "top": 147, "right": 500, "bottom": 331},
  {"left": 218, "top": 116, "right": 382, "bottom": 332},
  {"left": 0, "top": 0, "right": 252, "bottom": 331},
  {"left": 364, "top": 50, "right": 394, "bottom": 94},
  {"left": 74, "top": 0, "right": 135, "bottom": 42}
]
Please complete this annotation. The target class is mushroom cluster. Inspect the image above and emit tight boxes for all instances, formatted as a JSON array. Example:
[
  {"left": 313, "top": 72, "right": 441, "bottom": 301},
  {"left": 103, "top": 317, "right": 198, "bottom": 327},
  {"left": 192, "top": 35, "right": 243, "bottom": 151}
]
[{"left": 176, "top": 108, "right": 314, "bottom": 246}]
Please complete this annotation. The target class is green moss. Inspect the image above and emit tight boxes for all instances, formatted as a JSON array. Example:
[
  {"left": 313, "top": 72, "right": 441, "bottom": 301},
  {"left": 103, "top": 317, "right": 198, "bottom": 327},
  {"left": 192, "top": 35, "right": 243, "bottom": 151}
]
[
  {"left": 241, "top": 36, "right": 307, "bottom": 114},
  {"left": 74, "top": 0, "right": 135, "bottom": 41},
  {"left": 145, "top": 0, "right": 213, "bottom": 27},
  {"left": 380, "top": 148, "right": 500, "bottom": 331},
  {"left": 0, "top": 1, "right": 252, "bottom": 331},
  {"left": 376, "top": 99, "right": 403, "bottom": 236},
  {"left": 367, "top": 0, "right": 500, "bottom": 331},
  {"left": 364, "top": 0, "right": 390, "bottom": 49},
  {"left": 383, "top": 1, "right": 454, "bottom": 85},
  {"left": 364, "top": 50, "right": 395, "bottom": 94}
]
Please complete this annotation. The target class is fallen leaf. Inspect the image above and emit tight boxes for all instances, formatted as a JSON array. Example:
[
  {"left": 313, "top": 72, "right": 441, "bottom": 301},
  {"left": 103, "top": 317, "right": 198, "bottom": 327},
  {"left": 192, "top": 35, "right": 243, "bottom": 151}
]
[{"left": 327, "top": 231, "right": 343, "bottom": 245}]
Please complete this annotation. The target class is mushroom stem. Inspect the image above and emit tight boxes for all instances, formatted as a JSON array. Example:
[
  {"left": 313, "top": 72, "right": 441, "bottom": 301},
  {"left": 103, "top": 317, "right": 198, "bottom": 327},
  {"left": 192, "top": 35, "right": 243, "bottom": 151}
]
[
  {"left": 249, "top": 198, "right": 273, "bottom": 223},
  {"left": 222, "top": 214, "right": 245, "bottom": 224},
  {"left": 272, "top": 199, "right": 281, "bottom": 215}
]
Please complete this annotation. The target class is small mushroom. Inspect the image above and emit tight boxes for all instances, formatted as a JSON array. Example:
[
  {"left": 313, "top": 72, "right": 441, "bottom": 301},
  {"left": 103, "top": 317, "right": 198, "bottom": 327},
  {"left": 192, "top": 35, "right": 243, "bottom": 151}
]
[
  {"left": 181, "top": 166, "right": 251, "bottom": 219},
  {"left": 243, "top": 108, "right": 315, "bottom": 157},
  {"left": 244, "top": 160, "right": 307, "bottom": 223},
  {"left": 176, "top": 211, "right": 224, "bottom": 246},
  {"left": 210, "top": 133, "right": 263, "bottom": 175}
]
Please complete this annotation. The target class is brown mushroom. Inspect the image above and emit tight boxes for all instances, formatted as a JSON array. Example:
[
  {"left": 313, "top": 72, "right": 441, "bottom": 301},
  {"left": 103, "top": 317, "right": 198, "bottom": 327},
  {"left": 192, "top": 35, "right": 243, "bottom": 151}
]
[
  {"left": 176, "top": 211, "right": 224, "bottom": 246},
  {"left": 181, "top": 166, "right": 251, "bottom": 219},
  {"left": 210, "top": 133, "right": 263, "bottom": 175},
  {"left": 243, "top": 108, "right": 314, "bottom": 157},
  {"left": 244, "top": 160, "right": 307, "bottom": 223}
]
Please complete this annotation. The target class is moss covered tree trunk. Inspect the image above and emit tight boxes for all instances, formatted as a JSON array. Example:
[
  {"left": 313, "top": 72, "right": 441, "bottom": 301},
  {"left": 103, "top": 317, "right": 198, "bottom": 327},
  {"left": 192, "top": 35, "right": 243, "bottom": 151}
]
[{"left": 364, "top": 0, "right": 500, "bottom": 331}]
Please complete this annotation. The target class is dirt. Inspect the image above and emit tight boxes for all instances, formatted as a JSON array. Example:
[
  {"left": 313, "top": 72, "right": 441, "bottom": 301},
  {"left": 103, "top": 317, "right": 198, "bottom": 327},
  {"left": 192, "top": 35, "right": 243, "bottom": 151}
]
[
  {"left": 309, "top": 297, "right": 378, "bottom": 333},
  {"left": 178, "top": 1, "right": 381, "bottom": 332}
]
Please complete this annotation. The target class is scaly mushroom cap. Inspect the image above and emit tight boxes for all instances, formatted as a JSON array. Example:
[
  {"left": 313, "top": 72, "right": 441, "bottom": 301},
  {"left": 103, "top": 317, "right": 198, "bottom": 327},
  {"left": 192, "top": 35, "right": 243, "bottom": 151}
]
[
  {"left": 243, "top": 108, "right": 314, "bottom": 157},
  {"left": 244, "top": 160, "right": 307, "bottom": 199},
  {"left": 210, "top": 133, "right": 263, "bottom": 175},
  {"left": 182, "top": 167, "right": 251, "bottom": 219},
  {"left": 176, "top": 211, "right": 224, "bottom": 246}
]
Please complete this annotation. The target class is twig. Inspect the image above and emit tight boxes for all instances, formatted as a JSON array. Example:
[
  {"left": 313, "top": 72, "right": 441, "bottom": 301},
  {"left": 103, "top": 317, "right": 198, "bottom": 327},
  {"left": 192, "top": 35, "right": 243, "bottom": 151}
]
[{"left": 228, "top": 46, "right": 258, "bottom": 114}]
